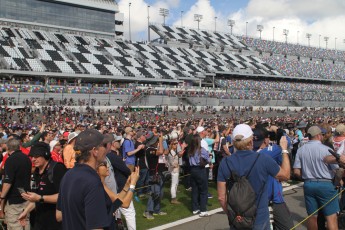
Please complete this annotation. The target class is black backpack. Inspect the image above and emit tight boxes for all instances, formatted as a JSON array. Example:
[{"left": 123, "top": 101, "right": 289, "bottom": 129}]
[{"left": 225, "top": 154, "right": 264, "bottom": 229}]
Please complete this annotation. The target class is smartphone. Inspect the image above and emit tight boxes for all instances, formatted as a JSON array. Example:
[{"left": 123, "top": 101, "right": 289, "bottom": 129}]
[{"left": 17, "top": 187, "right": 26, "bottom": 194}]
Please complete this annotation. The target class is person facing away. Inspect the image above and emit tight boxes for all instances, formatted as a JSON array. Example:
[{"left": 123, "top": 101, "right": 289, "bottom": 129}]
[{"left": 217, "top": 124, "right": 290, "bottom": 230}]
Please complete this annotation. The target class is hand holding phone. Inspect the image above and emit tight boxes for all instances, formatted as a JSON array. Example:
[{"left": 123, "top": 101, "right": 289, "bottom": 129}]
[{"left": 18, "top": 187, "right": 26, "bottom": 194}]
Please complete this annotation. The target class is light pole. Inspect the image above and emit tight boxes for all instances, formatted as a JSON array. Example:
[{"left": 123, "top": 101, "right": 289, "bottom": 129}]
[
  {"left": 181, "top": 11, "right": 184, "bottom": 27},
  {"left": 129, "top": 2, "right": 131, "bottom": 41},
  {"left": 335, "top": 37, "right": 337, "bottom": 50},
  {"left": 159, "top": 8, "right": 169, "bottom": 26},
  {"left": 246, "top": 21, "right": 248, "bottom": 37},
  {"left": 214, "top": 16, "right": 217, "bottom": 32},
  {"left": 319, "top": 34, "right": 321, "bottom": 48},
  {"left": 283, "top": 29, "right": 289, "bottom": 43},
  {"left": 147, "top": 5, "right": 150, "bottom": 42},
  {"left": 194, "top": 14, "right": 203, "bottom": 30},
  {"left": 306, "top": 33, "right": 312, "bottom": 47},
  {"left": 273, "top": 26, "right": 275, "bottom": 41},
  {"left": 297, "top": 30, "right": 299, "bottom": 44},
  {"left": 324, "top": 36, "right": 329, "bottom": 49},
  {"left": 228, "top": 19, "right": 235, "bottom": 35},
  {"left": 257, "top": 24, "right": 263, "bottom": 40}
]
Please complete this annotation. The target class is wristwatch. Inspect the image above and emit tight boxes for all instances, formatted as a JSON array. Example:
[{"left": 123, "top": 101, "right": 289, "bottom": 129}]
[
  {"left": 282, "top": 150, "right": 289, "bottom": 154},
  {"left": 39, "top": 195, "right": 44, "bottom": 203}
]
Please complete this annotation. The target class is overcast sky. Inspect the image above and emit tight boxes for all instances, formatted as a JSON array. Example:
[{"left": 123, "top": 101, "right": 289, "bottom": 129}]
[{"left": 117, "top": 0, "right": 345, "bottom": 50}]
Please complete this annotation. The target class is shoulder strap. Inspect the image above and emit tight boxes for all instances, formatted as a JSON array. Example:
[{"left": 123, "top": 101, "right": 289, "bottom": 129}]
[
  {"left": 225, "top": 153, "right": 260, "bottom": 179},
  {"left": 47, "top": 160, "right": 58, "bottom": 184},
  {"left": 246, "top": 154, "right": 260, "bottom": 178}
]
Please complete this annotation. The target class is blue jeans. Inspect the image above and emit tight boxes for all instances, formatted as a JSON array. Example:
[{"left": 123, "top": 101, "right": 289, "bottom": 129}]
[
  {"left": 190, "top": 167, "right": 208, "bottom": 212},
  {"left": 136, "top": 168, "right": 149, "bottom": 196},
  {"left": 146, "top": 174, "right": 164, "bottom": 213}
]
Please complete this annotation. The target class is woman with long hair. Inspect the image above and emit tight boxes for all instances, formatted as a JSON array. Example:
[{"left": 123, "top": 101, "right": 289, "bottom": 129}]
[{"left": 188, "top": 134, "right": 211, "bottom": 217}]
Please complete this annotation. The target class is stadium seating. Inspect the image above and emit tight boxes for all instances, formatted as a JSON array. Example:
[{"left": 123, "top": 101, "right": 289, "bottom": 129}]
[
  {"left": 0, "top": 24, "right": 344, "bottom": 105},
  {"left": 240, "top": 36, "right": 345, "bottom": 61}
]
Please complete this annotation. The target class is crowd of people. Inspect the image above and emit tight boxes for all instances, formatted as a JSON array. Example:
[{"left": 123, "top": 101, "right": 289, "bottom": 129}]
[
  {"left": 263, "top": 56, "right": 345, "bottom": 81},
  {"left": 0, "top": 77, "right": 344, "bottom": 106},
  {"left": 241, "top": 36, "right": 345, "bottom": 62},
  {"left": 0, "top": 105, "right": 342, "bottom": 229}
]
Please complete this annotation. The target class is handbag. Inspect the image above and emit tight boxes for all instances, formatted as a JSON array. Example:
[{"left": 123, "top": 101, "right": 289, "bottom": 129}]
[{"left": 199, "top": 150, "right": 208, "bottom": 167}]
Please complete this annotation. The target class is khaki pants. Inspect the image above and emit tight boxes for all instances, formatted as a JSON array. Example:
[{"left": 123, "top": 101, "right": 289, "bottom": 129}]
[{"left": 5, "top": 201, "right": 30, "bottom": 230}]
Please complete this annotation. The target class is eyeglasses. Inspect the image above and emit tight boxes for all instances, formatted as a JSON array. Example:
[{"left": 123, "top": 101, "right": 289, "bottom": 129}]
[{"left": 172, "top": 142, "right": 178, "bottom": 145}]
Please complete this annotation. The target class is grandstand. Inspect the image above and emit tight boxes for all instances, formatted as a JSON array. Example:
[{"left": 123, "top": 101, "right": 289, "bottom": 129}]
[{"left": 0, "top": 1, "right": 344, "bottom": 108}]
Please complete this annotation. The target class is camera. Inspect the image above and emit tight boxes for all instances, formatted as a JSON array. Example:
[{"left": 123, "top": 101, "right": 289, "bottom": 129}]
[{"left": 163, "top": 132, "right": 178, "bottom": 142}]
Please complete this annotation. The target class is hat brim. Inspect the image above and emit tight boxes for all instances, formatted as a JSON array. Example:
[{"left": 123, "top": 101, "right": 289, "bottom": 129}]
[
  {"left": 67, "top": 136, "right": 77, "bottom": 144},
  {"left": 146, "top": 136, "right": 158, "bottom": 147}
]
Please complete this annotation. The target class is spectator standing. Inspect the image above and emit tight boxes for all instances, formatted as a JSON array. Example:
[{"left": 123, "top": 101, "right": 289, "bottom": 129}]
[
  {"left": 123, "top": 127, "right": 144, "bottom": 172},
  {"left": 217, "top": 124, "right": 290, "bottom": 229},
  {"left": 0, "top": 138, "right": 32, "bottom": 230},
  {"left": 253, "top": 128, "right": 294, "bottom": 229},
  {"left": 57, "top": 129, "right": 121, "bottom": 230},
  {"left": 134, "top": 131, "right": 148, "bottom": 199},
  {"left": 143, "top": 133, "right": 165, "bottom": 220},
  {"left": 104, "top": 134, "right": 135, "bottom": 230},
  {"left": 50, "top": 140, "right": 63, "bottom": 163},
  {"left": 18, "top": 142, "right": 67, "bottom": 230},
  {"left": 333, "top": 124, "right": 345, "bottom": 155},
  {"left": 167, "top": 140, "right": 181, "bottom": 204},
  {"left": 293, "top": 126, "right": 341, "bottom": 230},
  {"left": 62, "top": 132, "right": 78, "bottom": 169},
  {"left": 188, "top": 134, "right": 211, "bottom": 217}
]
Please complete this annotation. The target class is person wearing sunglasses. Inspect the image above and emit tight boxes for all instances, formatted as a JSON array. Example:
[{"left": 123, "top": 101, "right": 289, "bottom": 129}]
[{"left": 56, "top": 129, "right": 137, "bottom": 230}]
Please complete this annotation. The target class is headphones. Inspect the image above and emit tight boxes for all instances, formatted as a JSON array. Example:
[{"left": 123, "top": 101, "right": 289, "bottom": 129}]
[{"left": 43, "top": 144, "right": 51, "bottom": 160}]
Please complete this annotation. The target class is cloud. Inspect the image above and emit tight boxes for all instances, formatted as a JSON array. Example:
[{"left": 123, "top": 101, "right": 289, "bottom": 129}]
[
  {"left": 221, "top": 0, "right": 345, "bottom": 49},
  {"left": 117, "top": 0, "right": 345, "bottom": 50},
  {"left": 117, "top": 0, "right": 181, "bottom": 41}
]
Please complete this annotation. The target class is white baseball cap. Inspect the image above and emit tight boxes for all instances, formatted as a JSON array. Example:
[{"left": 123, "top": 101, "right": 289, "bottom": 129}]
[
  {"left": 232, "top": 124, "right": 253, "bottom": 141},
  {"left": 196, "top": 126, "right": 205, "bottom": 133}
]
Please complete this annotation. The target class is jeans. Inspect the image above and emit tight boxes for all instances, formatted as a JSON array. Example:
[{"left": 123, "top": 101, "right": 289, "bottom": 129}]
[
  {"left": 136, "top": 168, "right": 149, "bottom": 196},
  {"left": 190, "top": 167, "right": 208, "bottom": 212},
  {"left": 146, "top": 174, "right": 164, "bottom": 213}
]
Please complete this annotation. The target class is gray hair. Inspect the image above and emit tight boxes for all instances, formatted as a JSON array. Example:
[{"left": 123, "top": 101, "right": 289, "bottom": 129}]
[{"left": 6, "top": 138, "right": 20, "bottom": 152}]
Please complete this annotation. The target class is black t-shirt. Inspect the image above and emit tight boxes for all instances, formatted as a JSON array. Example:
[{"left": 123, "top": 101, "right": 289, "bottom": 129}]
[
  {"left": 57, "top": 164, "right": 120, "bottom": 230},
  {"left": 146, "top": 147, "right": 166, "bottom": 175},
  {"left": 32, "top": 161, "right": 67, "bottom": 230},
  {"left": 3, "top": 150, "right": 32, "bottom": 204},
  {"left": 135, "top": 141, "right": 147, "bottom": 169}
]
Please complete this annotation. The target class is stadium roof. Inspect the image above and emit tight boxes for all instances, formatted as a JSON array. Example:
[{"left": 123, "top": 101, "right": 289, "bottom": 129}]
[{"left": 46, "top": 0, "right": 119, "bottom": 12}]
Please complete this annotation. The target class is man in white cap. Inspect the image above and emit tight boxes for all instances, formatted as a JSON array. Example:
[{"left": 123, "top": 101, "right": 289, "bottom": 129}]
[
  {"left": 63, "top": 132, "right": 79, "bottom": 169},
  {"left": 293, "top": 126, "right": 345, "bottom": 230},
  {"left": 333, "top": 124, "right": 345, "bottom": 156},
  {"left": 217, "top": 124, "right": 290, "bottom": 229}
]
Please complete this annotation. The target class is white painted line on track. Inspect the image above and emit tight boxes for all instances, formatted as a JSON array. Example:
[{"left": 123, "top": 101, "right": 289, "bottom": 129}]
[{"left": 149, "top": 182, "right": 304, "bottom": 230}]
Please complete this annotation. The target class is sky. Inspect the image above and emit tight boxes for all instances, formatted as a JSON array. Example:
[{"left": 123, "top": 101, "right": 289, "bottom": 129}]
[{"left": 117, "top": 0, "right": 345, "bottom": 50}]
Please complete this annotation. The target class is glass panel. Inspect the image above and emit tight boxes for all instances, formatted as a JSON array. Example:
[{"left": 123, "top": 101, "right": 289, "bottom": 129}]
[{"left": 0, "top": 0, "right": 115, "bottom": 33}]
